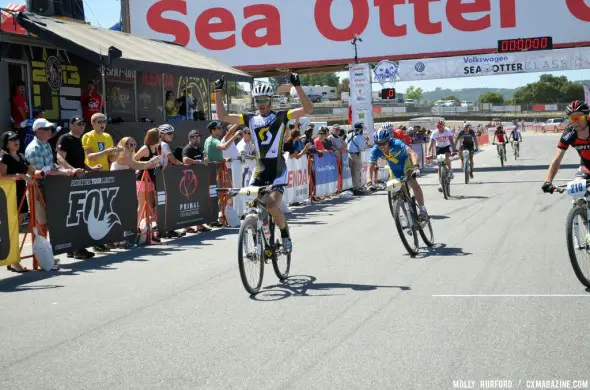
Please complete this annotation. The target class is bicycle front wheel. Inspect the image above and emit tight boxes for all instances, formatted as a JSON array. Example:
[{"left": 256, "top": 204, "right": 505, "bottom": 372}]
[
  {"left": 464, "top": 160, "right": 470, "bottom": 184},
  {"left": 565, "top": 206, "right": 590, "bottom": 287},
  {"left": 393, "top": 198, "right": 419, "bottom": 256},
  {"left": 238, "top": 214, "right": 265, "bottom": 294},
  {"left": 270, "top": 220, "right": 291, "bottom": 280}
]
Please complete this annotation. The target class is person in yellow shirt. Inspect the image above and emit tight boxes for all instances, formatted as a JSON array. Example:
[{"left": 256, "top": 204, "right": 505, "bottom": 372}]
[{"left": 82, "top": 113, "right": 121, "bottom": 172}]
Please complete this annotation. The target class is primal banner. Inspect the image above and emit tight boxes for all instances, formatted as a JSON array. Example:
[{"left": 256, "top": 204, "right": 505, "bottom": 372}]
[
  {"left": 129, "top": 0, "right": 590, "bottom": 70},
  {"left": 155, "top": 165, "right": 219, "bottom": 231},
  {"left": 313, "top": 154, "right": 338, "bottom": 197},
  {"left": 398, "top": 47, "right": 590, "bottom": 82},
  {"left": 0, "top": 179, "right": 20, "bottom": 267},
  {"left": 44, "top": 171, "right": 138, "bottom": 254}
]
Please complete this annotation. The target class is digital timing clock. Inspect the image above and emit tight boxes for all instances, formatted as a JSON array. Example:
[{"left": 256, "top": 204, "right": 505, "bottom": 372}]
[
  {"left": 497, "top": 36, "right": 553, "bottom": 53},
  {"left": 381, "top": 88, "right": 396, "bottom": 100}
]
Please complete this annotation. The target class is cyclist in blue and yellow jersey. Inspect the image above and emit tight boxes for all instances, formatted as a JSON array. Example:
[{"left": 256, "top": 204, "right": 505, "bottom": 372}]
[
  {"left": 213, "top": 73, "right": 313, "bottom": 253},
  {"left": 366, "top": 126, "right": 428, "bottom": 219}
]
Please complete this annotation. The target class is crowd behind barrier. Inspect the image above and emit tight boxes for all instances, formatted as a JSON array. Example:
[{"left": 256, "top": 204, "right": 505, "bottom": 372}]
[{"left": 0, "top": 129, "right": 499, "bottom": 270}]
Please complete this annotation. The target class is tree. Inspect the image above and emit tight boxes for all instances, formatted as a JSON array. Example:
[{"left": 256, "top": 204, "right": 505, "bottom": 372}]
[
  {"left": 479, "top": 92, "right": 505, "bottom": 104},
  {"left": 337, "top": 78, "right": 350, "bottom": 94},
  {"left": 300, "top": 72, "right": 339, "bottom": 87},
  {"left": 405, "top": 86, "right": 423, "bottom": 100},
  {"left": 442, "top": 95, "right": 459, "bottom": 101},
  {"left": 512, "top": 74, "right": 584, "bottom": 104}
]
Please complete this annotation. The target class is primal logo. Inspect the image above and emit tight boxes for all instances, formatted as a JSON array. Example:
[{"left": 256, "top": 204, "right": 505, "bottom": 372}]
[
  {"left": 179, "top": 169, "right": 198, "bottom": 199},
  {"left": 66, "top": 188, "right": 121, "bottom": 241}
]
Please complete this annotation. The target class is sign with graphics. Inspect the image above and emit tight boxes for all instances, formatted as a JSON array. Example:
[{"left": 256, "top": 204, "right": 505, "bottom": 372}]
[
  {"left": 155, "top": 164, "right": 219, "bottom": 231},
  {"left": 44, "top": 171, "right": 138, "bottom": 254},
  {"left": 340, "top": 153, "right": 353, "bottom": 191},
  {"left": 373, "top": 60, "right": 399, "bottom": 86},
  {"left": 348, "top": 63, "right": 374, "bottom": 139},
  {"left": 313, "top": 154, "right": 338, "bottom": 198},
  {"left": 398, "top": 47, "right": 590, "bottom": 82},
  {"left": 129, "top": 0, "right": 590, "bottom": 70},
  {"left": 284, "top": 154, "right": 309, "bottom": 205},
  {"left": 0, "top": 179, "right": 20, "bottom": 267},
  {"left": 106, "top": 68, "right": 136, "bottom": 122}
]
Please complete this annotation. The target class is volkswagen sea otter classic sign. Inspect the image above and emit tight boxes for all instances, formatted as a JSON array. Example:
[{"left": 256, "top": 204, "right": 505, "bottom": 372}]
[
  {"left": 44, "top": 171, "right": 138, "bottom": 253},
  {"left": 129, "top": 0, "right": 590, "bottom": 70}
]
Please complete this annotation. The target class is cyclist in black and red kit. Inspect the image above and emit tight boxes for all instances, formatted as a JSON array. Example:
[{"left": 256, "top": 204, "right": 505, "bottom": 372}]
[{"left": 542, "top": 100, "right": 590, "bottom": 193}]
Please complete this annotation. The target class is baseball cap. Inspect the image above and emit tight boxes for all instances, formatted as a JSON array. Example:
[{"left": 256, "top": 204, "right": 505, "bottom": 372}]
[
  {"left": 318, "top": 126, "right": 328, "bottom": 134},
  {"left": 33, "top": 118, "right": 55, "bottom": 131},
  {"left": 188, "top": 130, "right": 200, "bottom": 138},
  {"left": 353, "top": 121, "right": 364, "bottom": 130},
  {"left": 207, "top": 120, "right": 222, "bottom": 129},
  {"left": 70, "top": 116, "right": 84, "bottom": 125}
]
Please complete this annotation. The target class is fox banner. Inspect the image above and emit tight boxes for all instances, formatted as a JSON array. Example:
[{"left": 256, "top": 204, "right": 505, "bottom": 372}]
[
  {"left": 313, "top": 154, "right": 338, "bottom": 197},
  {"left": 155, "top": 164, "right": 219, "bottom": 231},
  {"left": 284, "top": 154, "right": 309, "bottom": 204},
  {"left": 44, "top": 171, "right": 138, "bottom": 254},
  {"left": 0, "top": 179, "right": 20, "bottom": 266}
]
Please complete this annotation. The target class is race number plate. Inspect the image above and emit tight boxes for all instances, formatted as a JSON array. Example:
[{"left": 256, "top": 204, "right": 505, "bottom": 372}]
[
  {"left": 387, "top": 179, "right": 402, "bottom": 193},
  {"left": 567, "top": 180, "right": 587, "bottom": 198}
]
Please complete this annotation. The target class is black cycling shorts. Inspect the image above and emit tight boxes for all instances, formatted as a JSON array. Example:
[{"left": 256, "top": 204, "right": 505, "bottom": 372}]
[
  {"left": 461, "top": 143, "right": 475, "bottom": 152},
  {"left": 250, "top": 178, "right": 285, "bottom": 195},
  {"left": 436, "top": 145, "right": 451, "bottom": 155}
]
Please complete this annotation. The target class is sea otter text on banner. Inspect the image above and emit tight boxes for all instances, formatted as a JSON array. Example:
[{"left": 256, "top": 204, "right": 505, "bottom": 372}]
[
  {"left": 129, "top": 0, "right": 590, "bottom": 70},
  {"left": 0, "top": 179, "right": 20, "bottom": 267}
]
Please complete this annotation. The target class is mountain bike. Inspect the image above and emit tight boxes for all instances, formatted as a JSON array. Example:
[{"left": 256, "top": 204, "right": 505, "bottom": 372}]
[
  {"left": 435, "top": 154, "right": 451, "bottom": 199},
  {"left": 387, "top": 175, "right": 434, "bottom": 257},
  {"left": 512, "top": 140, "right": 520, "bottom": 160},
  {"left": 217, "top": 185, "right": 291, "bottom": 295},
  {"left": 550, "top": 178, "right": 590, "bottom": 287},
  {"left": 494, "top": 143, "right": 506, "bottom": 167},
  {"left": 462, "top": 150, "right": 473, "bottom": 184}
]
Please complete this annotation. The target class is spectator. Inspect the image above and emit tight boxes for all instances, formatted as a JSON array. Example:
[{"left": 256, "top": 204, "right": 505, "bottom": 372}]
[
  {"left": 346, "top": 121, "right": 366, "bottom": 195},
  {"left": 82, "top": 113, "right": 119, "bottom": 173},
  {"left": 236, "top": 127, "right": 256, "bottom": 160},
  {"left": 25, "top": 118, "right": 83, "bottom": 269},
  {"left": 80, "top": 80, "right": 103, "bottom": 126},
  {"left": 0, "top": 131, "right": 35, "bottom": 272},
  {"left": 134, "top": 128, "right": 161, "bottom": 243},
  {"left": 165, "top": 90, "right": 182, "bottom": 120},
  {"left": 314, "top": 127, "right": 330, "bottom": 156},
  {"left": 16, "top": 106, "right": 44, "bottom": 154},
  {"left": 57, "top": 117, "right": 99, "bottom": 260},
  {"left": 283, "top": 130, "right": 309, "bottom": 159},
  {"left": 158, "top": 124, "right": 183, "bottom": 168},
  {"left": 10, "top": 81, "right": 28, "bottom": 131},
  {"left": 328, "top": 125, "right": 345, "bottom": 154},
  {"left": 222, "top": 124, "right": 241, "bottom": 163},
  {"left": 181, "top": 130, "right": 211, "bottom": 234}
]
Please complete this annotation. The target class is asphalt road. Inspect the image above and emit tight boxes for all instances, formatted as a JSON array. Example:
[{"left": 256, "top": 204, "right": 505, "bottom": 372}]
[{"left": 2, "top": 134, "right": 590, "bottom": 390}]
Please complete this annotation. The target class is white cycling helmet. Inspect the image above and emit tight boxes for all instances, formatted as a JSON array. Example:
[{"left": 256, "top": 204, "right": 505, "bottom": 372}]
[
  {"left": 380, "top": 122, "right": 395, "bottom": 132},
  {"left": 158, "top": 124, "right": 175, "bottom": 134},
  {"left": 252, "top": 84, "right": 274, "bottom": 98}
]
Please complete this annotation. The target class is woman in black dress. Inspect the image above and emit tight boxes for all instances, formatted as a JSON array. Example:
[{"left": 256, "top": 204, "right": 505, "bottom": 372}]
[{"left": 0, "top": 131, "right": 36, "bottom": 273}]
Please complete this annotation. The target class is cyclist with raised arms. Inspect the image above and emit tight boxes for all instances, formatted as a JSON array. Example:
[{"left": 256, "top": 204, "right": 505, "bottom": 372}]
[
  {"left": 367, "top": 126, "right": 429, "bottom": 220},
  {"left": 454, "top": 122, "right": 478, "bottom": 178},
  {"left": 214, "top": 73, "right": 312, "bottom": 253},
  {"left": 542, "top": 100, "right": 590, "bottom": 193}
]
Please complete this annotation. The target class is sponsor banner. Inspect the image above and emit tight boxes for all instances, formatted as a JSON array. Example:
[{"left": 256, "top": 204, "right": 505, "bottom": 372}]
[
  {"left": 349, "top": 63, "right": 374, "bottom": 139},
  {"left": 491, "top": 105, "right": 521, "bottom": 112},
  {"left": 340, "top": 153, "right": 353, "bottom": 191},
  {"left": 155, "top": 165, "right": 219, "bottom": 231},
  {"left": 130, "top": 1, "right": 590, "bottom": 70},
  {"left": 106, "top": 68, "right": 136, "bottom": 122},
  {"left": 399, "top": 47, "right": 590, "bottom": 81},
  {"left": 585, "top": 84, "right": 590, "bottom": 105},
  {"left": 44, "top": 171, "right": 138, "bottom": 254},
  {"left": 284, "top": 154, "right": 310, "bottom": 204},
  {"left": 313, "top": 154, "right": 338, "bottom": 197},
  {"left": 0, "top": 179, "right": 20, "bottom": 266}
]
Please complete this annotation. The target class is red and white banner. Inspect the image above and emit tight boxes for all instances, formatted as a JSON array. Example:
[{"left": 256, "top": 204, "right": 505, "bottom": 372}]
[
  {"left": 284, "top": 154, "right": 309, "bottom": 205},
  {"left": 129, "top": 0, "right": 590, "bottom": 70}
]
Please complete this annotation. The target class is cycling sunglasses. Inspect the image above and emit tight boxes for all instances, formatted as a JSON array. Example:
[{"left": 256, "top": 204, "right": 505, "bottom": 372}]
[
  {"left": 377, "top": 141, "right": 388, "bottom": 146},
  {"left": 570, "top": 114, "right": 587, "bottom": 122},
  {"left": 255, "top": 98, "right": 270, "bottom": 104}
]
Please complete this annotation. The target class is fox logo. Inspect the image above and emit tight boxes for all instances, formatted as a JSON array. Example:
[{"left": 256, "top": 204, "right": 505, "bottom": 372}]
[{"left": 66, "top": 188, "right": 121, "bottom": 241}]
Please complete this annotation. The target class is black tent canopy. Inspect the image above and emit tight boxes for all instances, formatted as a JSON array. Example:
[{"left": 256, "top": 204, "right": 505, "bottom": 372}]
[{"left": 15, "top": 12, "right": 252, "bottom": 82}]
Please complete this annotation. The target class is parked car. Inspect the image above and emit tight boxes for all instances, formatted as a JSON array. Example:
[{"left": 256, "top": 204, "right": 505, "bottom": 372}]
[{"left": 541, "top": 118, "right": 568, "bottom": 133}]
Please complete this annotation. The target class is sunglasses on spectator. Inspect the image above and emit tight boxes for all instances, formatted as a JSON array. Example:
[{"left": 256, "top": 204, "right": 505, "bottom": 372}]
[
  {"left": 190, "top": 135, "right": 200, "bottom": 139},
  {"left": 95, "top": 119, "right": 106, "bottom": 124},
  {"left": 127, "top": 143, "right": 137, "bottom": 148},
  {"left": 570, "top": 114, "right": 587, "bottom": 122},
  {"left": 74, "top": 121, "right": 85, "bottom": 126},
  {"left": 255, "top": 98, "right": 270, "bottom": 104},
  {"left": 37, "top": 127, "right": 52, "bottom": 131}
]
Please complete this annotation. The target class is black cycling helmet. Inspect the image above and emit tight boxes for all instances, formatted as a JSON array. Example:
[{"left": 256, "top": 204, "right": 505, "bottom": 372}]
[{"left": 566, "top": 100, "right": 590, "bottom": 116}]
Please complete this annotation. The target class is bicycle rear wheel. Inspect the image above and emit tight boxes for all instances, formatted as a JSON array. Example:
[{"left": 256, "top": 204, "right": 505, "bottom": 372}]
[
  {"left": 393, "top": 197, "right": 419, "bottom": 256},
  {"left": 565, "top": 206, "right": 590, "bottom": 287},
  {"left": 270, "top": 220, "right": 291, "bottom": 280},
  {"left": 440, "top": 167, "right": 449, "bottom": 200},
  {"left": 238, "top": 214, "right": 265, "bottom": 294},
  {"left": 464, "top": 160, "right": 470, "bottom": 184}
]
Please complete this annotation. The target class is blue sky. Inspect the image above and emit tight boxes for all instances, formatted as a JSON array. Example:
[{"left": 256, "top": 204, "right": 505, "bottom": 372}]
[{"left": 3, "top": 0, "right": 588, "bottom": 92}]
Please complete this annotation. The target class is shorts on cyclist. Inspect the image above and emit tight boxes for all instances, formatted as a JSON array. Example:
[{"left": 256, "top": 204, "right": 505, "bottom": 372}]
[
  {"left": 460, "top": 143, "right": 475, "bottom": 153},
  {"left": 387, "top": 158, "right": 413, "bottom": 180},
  {"left": 435, "top": 146, "right": 452, "bottom": 155},
  {"left": 250, "top": 168, "right": 287, "bottom": 195}
]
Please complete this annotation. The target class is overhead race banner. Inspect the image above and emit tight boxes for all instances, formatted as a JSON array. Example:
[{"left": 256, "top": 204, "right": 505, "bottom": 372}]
[
  {"left": 398, "top": 47, "right": 590, "bottom": 81},
  {"left": 349, "top": 63, "right": 374, "bottom": 138},
  {"left": 44, "top": 171, "right": 138, "bottom": 254},
  {"left": 0, "top": 179, "right": 20, "bottom": 267},
  {"left": 156, "top": 165, "right": 219, "bottom": 231},
  {"left": 129, "top": 0, "right": 590, "bottom": 70}
]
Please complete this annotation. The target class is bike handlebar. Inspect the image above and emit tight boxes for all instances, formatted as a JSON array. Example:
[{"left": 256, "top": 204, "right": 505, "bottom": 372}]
[
  {"left": 217, "top": 184, "right": 287, "bottom": 197},
  {"left": 551, "top": 179, "right": 590, "bottom": 194}
]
